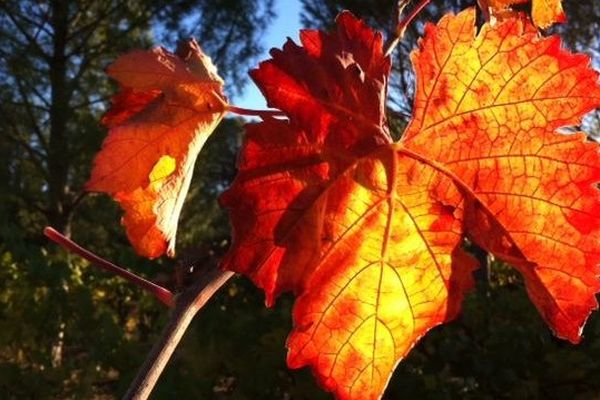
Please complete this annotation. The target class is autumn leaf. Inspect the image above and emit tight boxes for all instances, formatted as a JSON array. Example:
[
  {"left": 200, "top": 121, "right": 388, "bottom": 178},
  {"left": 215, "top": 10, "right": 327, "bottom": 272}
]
[
  {"left": 404, "top": 8, "right": 600, "bottom": 343},
  {"left": 87, "top": 39, "right": 227, "bottom": 258},
  {"left": 221, "top": 12, "right": 394, "bottom": 306},
  {"left": 486, "top": 0, "right": 566, "bottom": 28},
  {"left": 222, "top": 11, "right": 476, "bottom": 399},
  {"left": 221, "top": 8, "right": 600, "bottom": 400}
]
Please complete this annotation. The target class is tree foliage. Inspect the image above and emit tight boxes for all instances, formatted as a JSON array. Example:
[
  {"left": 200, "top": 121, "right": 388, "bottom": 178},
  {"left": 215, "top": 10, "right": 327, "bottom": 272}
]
[{"left": 0, "top": 0, "right": 272, "bottom": 397}]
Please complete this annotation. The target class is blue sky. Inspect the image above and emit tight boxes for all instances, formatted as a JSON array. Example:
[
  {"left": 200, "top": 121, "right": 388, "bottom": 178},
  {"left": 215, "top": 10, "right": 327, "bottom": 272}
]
[{"left": 235, "top": 0, "right": 303, "bottom": 110}]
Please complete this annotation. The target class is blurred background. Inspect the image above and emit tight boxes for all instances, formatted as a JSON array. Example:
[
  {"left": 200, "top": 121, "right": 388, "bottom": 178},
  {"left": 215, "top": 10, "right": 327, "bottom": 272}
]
[{"left": 1, "top": 0, "right": 600, "bottom": 398}]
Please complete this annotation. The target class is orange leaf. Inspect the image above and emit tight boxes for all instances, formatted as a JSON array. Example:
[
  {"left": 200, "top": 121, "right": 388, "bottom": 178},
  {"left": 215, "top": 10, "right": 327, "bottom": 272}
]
[
  {"left": 404, "top": 8, "right": 600, "bottom": 343},
  {"left": 286, "top": 147, "right": 477, "bottom": 399},
  {"left": 222, "top": 12, "right": 476, "bottom": 400},
  {"left": 221, "top": 9, "right": 600, "bottom": 400},
  {"left": 101, "top": 87, "right": 161, "bottom": 127},
  {"left": 486, "top": 0, "right": 566, "bottom": 28},
  {"left": 87, "top": 39, "right": 226, "bottom": 258}
]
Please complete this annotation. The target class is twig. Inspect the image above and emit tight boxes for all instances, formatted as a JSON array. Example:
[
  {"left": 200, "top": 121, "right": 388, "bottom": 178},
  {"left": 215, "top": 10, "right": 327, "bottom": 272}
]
[
  {"left": 123, "top": 265, "right": 235, "bottom": 400},
  {"left": 44, "top": 227, "right": 175, "bottom": 307},
  {"left": 227, "top": 104, "right": 286, "bottom": 119},
  {"left": 384, "top": 0, "right": 432, "bottom": 57},
  {"left": 391, "top": 0, "right": 411, "bottom": 36},
  {"left": 65, "top": 191, "right": 88, "bottom": 215}
]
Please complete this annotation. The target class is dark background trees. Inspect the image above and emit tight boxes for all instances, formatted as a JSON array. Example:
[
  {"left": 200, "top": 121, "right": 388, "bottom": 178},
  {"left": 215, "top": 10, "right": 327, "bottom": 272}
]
[
  {"left": 0, "top": 1, "right": 278, "bottom": 397},
  {"left": 1, "top": 0, "right": 600, "bottom": 398}
]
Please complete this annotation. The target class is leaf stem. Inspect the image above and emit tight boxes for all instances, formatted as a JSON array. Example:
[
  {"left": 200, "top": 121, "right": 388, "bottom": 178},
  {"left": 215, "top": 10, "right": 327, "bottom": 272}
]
[
  {"left": 227, "top": 104, "right": 286, "bottom": 119},
  {"left": 43, "top": 227, "right": 175, "bottom": 307},
  {"left": 384, "top": 0, "right": 432, "bottom": 57},
  {"left": 123, "top": 265, "right": 235, "bottom": 400}
]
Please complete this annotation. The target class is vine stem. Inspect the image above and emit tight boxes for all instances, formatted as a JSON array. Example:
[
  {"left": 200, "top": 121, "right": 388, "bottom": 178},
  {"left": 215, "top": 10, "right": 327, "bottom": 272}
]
[
  {"left": 227, "top": 104, "right": 286, "bottom": 118},
  {"left": 384, "top": 0, "right": 432, "bottom": 56},
  {"left": 44, "top": 227, "right": 175, "bottom": 307},
  {"left": 123, "top": 265, "right": 235, "bottom": 400}
]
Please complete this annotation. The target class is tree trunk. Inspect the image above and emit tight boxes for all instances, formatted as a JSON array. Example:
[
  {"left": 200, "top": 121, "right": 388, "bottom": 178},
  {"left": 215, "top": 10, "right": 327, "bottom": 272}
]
[
  {"left": 47, "top": 0, "right": 71, "bottom": 368},
  {"left": 47, "top": 0, "right": 71, "bottom": 236}
]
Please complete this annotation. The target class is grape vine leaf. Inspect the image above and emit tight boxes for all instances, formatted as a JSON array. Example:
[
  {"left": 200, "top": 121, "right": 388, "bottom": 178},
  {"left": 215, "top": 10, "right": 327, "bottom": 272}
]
[
  {"left": 221, "top": 8, "right": 600, "bottom": 400},
  {"left": 487, "top": 0, "right": 565, "bottom": 28},
  {"left": 87, "top": 39, "right": 227, "bottom": 258}
]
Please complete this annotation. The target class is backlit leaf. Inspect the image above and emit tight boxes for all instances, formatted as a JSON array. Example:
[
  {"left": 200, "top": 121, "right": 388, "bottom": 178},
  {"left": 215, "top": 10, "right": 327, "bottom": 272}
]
[
  {"left": 404, "top": 8, "right": 600, "bottom": 343},
  {"left": 87, "top": 39, "right": 226, "bottom": 258},
  {"left": 221, "top": 8, "right": 600, "bottom": 400},
  {"left": 487, "top": 0, "right": 566, "bottom": 28}
]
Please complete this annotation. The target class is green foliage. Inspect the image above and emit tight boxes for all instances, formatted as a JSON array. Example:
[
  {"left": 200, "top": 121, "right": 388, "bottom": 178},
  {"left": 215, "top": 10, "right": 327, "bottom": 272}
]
[{"left": 0, "top": 1, "right": 274, "bottom": 398}]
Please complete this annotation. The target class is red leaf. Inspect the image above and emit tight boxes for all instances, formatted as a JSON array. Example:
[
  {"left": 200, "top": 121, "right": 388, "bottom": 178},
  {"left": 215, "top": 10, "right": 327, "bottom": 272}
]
[
  {"left": 87, "top": 39, "right": 226, "bottom": 258},
  {"left": 221, "top": 8, "right": 600, "bottom": 400},
  {"left": 221, "top": 12, "right": 475, "bottom": 400},
  {"left": 101, "top": 87, "right": 161, "bottom": 127}
]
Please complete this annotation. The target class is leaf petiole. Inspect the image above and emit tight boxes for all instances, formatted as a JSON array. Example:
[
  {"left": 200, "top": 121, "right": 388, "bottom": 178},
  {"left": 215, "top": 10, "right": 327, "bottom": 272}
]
[{"left": 44, "top": 227, "right": 175, "bottom": 307}]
